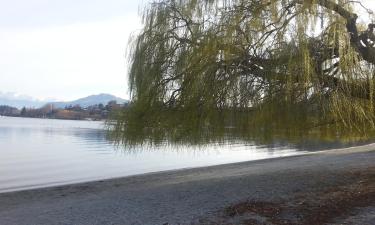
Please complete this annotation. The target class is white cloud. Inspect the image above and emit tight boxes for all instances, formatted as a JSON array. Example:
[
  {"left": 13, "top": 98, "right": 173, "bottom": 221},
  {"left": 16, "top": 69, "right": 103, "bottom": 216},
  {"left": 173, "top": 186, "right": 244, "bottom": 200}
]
[{"left": 0, "top": 14, "right": 141, "bottom": 101}]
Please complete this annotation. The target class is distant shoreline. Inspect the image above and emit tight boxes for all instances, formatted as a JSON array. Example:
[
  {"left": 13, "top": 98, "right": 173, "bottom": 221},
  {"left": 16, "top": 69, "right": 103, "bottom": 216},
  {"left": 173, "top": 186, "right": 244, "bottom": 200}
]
[
  {"left": 0, "top": 95, "right": 128, "bottom": 120},
  {"left": 1, "top": 144, "right": 374, "bottom": 224},
  {"left": 0, "top": 114, "right": 106, "bottom": 122}
]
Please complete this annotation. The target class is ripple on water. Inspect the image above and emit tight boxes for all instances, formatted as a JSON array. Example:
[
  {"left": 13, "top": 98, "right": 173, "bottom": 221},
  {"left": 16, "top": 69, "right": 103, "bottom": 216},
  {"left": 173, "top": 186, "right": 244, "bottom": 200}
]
[{"left": 0, "top": 117, "right": 309, "bottom": 193}]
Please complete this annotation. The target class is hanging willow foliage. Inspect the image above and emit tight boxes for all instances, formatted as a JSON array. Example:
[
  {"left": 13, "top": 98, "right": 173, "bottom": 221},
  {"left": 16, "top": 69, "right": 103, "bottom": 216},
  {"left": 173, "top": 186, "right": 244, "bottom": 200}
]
[{"left": 110, "top": 0, "right": 375, "bottom": 145}]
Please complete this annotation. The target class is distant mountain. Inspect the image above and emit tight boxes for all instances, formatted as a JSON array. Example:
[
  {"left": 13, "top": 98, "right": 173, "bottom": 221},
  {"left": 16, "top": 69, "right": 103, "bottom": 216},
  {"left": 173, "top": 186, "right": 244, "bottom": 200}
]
[
  {"left": 49, "top": 94, "right": 128, "bottom": 109},
  {"left": 0, "top": 92, "right": 46, "bottom": 109},
  {"left": 0, "top": 93, "right": 128, "bottom": 109}
]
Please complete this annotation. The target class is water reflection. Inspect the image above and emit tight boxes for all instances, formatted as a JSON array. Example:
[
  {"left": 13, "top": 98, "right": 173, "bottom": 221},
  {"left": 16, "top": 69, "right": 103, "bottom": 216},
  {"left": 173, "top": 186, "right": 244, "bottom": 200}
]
[
  {"left": 108, "top": 103, "right": 374, "bottom": 150},
  {"left": 0, "top": 116, "right": 370, "bottom": 193}
]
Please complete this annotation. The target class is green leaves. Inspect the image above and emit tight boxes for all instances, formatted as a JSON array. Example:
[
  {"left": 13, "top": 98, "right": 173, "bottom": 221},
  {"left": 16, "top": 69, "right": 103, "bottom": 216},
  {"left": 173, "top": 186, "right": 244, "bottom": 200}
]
[{"left": 111, "top": 0, "right": 375, "bottom": 145}]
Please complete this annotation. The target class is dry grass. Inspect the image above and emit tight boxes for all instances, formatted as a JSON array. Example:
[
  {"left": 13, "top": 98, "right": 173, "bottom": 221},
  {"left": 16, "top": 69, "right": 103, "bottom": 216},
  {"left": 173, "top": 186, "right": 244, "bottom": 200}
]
[{"left": 201, "top": 167, "right": 375, "bottom": 225}]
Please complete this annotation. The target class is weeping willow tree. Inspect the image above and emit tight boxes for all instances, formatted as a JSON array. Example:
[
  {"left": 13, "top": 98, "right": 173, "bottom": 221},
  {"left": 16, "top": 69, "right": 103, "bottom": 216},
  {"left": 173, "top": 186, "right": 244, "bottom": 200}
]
[{"left": 110, "top": 0, "right": 375, "bottom": 145}]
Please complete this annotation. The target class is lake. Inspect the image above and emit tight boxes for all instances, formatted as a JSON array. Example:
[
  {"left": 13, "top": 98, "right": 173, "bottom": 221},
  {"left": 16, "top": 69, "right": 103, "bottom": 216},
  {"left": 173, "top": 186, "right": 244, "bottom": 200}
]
[{"left": 0, "top": 116, "right": 328, "bottom": 193}]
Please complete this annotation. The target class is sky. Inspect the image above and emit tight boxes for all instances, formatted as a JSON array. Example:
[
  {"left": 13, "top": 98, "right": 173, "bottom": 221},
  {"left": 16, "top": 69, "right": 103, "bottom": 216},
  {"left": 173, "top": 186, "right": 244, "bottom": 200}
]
[
  {"left": 0, "top": 0, "right": 149, "bottom": 101},
  {"left": 0, "top": 0, "right": 374, "bottom": 101}
]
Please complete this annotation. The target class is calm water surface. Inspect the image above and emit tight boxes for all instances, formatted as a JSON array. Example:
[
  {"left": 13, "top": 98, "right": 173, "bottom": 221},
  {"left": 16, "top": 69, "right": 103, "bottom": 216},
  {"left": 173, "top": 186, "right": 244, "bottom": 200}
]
[{"left": 0, "top": 116, "right": 310, "bottom": 193}]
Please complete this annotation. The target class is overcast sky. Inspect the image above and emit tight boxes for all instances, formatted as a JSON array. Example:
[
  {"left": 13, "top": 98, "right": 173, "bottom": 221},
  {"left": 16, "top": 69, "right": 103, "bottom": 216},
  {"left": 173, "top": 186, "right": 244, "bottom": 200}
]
[
  {"left": 0, "top": 0, "right": 149, "bottom": 101},
  {"left": 0, "top": 0, "right": 374, "bottom": 101}
]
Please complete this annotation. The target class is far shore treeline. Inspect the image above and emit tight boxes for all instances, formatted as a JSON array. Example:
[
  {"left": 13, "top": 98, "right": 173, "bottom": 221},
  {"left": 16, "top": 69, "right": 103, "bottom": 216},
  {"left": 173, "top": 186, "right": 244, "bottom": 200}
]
[{"left": 0, "top": 101, "right": 127, "bottom": 121}]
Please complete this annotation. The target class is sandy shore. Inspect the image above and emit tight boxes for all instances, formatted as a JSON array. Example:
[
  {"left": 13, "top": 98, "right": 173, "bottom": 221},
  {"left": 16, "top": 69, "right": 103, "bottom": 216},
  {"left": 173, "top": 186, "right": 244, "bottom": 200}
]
[{"left": 0, "top": 145, "right": 374, "bottom": 225}]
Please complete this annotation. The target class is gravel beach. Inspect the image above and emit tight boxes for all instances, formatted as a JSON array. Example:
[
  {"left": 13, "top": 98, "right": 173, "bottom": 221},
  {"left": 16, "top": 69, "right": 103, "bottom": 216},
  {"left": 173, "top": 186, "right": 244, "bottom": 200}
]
[{"left": 0, "top": 145, "right": 374, "bottom": 225}]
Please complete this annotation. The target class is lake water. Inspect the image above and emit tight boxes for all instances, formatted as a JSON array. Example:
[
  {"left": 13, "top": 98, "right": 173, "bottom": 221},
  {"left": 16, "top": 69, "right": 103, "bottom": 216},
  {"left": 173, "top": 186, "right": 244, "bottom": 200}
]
[{"left": 0, "top": 117, "right": 311, "bottom": 193}]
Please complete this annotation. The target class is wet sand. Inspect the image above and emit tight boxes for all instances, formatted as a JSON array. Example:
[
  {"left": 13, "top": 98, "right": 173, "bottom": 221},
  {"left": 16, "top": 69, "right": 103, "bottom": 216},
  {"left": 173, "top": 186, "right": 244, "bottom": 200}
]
[{"left": 0, "top": 145, "right": 374, "bottom": 225}]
